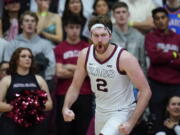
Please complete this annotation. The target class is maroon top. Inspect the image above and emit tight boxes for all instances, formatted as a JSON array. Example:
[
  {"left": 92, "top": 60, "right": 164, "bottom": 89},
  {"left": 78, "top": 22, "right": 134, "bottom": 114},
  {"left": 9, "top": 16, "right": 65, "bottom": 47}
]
[
  {"left": 54, "top": 40, "right": 92, "bottom": 95},
  {"left": 145, "top": 29, "right": 180, "bottom": 84}
]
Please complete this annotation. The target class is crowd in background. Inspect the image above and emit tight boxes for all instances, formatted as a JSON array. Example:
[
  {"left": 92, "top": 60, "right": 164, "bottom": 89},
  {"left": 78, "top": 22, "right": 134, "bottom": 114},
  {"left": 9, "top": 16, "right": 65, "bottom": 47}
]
[{"left": 0, "top": 0, "right": 179, "bottom": 135}]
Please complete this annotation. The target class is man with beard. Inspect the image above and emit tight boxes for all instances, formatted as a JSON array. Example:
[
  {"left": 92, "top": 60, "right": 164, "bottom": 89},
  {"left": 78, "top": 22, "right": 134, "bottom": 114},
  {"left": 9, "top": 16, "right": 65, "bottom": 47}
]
[{"left": 62, "top": 15, "right": 152, "bottom": 135}]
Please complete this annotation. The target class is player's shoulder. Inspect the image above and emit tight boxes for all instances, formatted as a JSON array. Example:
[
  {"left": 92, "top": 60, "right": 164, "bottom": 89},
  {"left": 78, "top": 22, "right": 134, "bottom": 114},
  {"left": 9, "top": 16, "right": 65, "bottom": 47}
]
[
  {"left": 81, "top": 45, "right": 91, "bottom": 55},
  {"left": 120, "top": 49, "right": 137, "bottom": 62}
]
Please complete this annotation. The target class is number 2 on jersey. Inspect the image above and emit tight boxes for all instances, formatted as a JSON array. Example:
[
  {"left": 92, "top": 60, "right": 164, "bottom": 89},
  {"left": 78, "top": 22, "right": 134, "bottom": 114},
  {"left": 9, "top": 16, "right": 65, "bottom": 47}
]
[{"left": 96, "top": 79, "right": 108, "bottom": 92}]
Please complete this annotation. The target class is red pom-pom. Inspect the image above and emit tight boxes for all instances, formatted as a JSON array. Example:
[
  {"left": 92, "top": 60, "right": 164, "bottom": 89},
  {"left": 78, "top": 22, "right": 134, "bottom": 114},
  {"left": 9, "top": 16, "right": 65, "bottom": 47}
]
[{"left": 6, "top": 90, "right": 48, "bottom": 127}]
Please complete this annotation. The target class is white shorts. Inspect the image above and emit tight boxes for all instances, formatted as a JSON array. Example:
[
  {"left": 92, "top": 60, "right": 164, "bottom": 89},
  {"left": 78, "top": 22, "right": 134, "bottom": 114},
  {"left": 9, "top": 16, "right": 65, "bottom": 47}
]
[{"left": 95, "top": 109, "right": 134, "bottom": 135}]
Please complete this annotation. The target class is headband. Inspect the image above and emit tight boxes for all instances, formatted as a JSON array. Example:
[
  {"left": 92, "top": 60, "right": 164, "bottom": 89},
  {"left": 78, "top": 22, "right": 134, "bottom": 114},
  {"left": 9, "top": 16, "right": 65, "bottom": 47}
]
[{"left": 90, "top": 23, "right": 111, "bottom": 34}]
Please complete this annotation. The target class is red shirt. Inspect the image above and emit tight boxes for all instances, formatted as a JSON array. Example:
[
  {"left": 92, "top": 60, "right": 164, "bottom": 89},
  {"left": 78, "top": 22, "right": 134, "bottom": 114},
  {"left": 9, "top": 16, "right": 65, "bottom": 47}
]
[
  {"left": 54, "top": 40, "right": 92, "bottom": 95},
  {"left": 145, "top": 29, "right": 180, "bottom": 84}
]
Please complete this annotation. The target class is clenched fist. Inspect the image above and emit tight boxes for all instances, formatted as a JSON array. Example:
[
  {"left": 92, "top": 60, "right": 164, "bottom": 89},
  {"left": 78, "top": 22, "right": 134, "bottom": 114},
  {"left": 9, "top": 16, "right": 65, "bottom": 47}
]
[
  {"left": 119, "top": 121, "right": 134, "bottom": 135},
  {"left": 62, "top": 108, "right": 75, "bottom": 122}
]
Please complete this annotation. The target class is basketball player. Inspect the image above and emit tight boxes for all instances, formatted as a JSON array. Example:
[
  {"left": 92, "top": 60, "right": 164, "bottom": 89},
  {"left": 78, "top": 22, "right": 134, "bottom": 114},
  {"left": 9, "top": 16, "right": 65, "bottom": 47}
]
[{"left": 62, "top": 15, "right": 152, "bottom": 135}]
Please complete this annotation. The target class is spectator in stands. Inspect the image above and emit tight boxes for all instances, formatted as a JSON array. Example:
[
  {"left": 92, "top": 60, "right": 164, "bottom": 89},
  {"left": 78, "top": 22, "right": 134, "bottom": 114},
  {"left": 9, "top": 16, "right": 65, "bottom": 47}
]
[
  {"left": 92, "top": 0, "right": 110, "bottom": 17},
  {"left": 62, "top": 0, "right": 87, "bottom": 41},
  {"left": 54, "top": 14, "right": 94, "bottom": 135},
  {"left": 1, "top": 0, "right": 22, "bottom": 41},
  {"left": 2, "top": 0, "right": 21, "bottom": 38},
  {"left": 155, "top": 94, "right": 180, "bottom": 135},
  {"left": 111, "top": 1, "right": 146, "bottom": 73},
  {"left": 145, "top": 7, "right": 180, "bottom": 130},
  {"left": 121, "top": 0, "right": 157, "bottom": 34},
  {"left": 32, "top": 0, "right": 60, "bottom": 13},
  {"left": 83, "top": 0, "right": 110, "bottom": 40},
  {"left": 164, "top": 0, "right": 180, "bottom": 34},
  {"left": 36, "top": 0, "right": 63, "bottom": 46},
  {"left": 3, "top": 11, "right": 55, "bottom": 92},
  {"left": 30, "top": 0, "right": 94, "bottom": 18},
  {"left": 58, "top": 0, "right": 95, "bottom": 18},
  {"left": 0, "top": 38, "right": 8, "bottom": 62}
]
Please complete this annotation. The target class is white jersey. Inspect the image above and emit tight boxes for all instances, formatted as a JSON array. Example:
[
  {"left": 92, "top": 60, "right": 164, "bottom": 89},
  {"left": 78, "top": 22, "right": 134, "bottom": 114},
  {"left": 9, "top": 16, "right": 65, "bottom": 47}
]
[{"left": 86, "top": 45, "right": 135, "bottom": 112}]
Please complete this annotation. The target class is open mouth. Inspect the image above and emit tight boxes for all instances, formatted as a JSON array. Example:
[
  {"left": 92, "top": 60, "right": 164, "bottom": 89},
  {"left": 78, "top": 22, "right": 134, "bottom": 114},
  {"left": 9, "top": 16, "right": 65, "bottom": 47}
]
[{"left": 98, "top": 44, "right": 102, "bottom": 49}]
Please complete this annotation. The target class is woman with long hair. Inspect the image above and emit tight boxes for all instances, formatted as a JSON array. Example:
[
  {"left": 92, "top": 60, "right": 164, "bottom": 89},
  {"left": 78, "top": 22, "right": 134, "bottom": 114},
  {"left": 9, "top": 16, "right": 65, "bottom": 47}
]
[
  {"left": 1, "top": 0, "right": 22, "bottom": 41},
  {"left": 155, "top": 94, "right": 180, "bottom": 135},
  {"left": 0, "top": 47, "right": 53, "bottom": 135}
]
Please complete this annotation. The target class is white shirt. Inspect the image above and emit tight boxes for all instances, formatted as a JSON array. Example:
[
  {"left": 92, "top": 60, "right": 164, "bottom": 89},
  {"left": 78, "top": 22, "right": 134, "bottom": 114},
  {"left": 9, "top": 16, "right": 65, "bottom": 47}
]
[
  {"left": 120, "top": 0, "right": 157, "bottom": 22},
  {"left": 86, "top": 45, "right": 135, "bottom": 112}
]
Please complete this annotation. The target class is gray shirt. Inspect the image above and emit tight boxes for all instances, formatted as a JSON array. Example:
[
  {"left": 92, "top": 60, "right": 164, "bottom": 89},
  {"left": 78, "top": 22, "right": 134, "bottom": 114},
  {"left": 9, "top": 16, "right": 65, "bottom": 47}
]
[
  {"left": 111, "top": 25, "right": 146, "bottom": 73},
  {"left": 0, "top": 38, "right": 8, "bottom": 62},
  {"left": 4, "top": 34, "right": 55, "bottom": 80}
]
